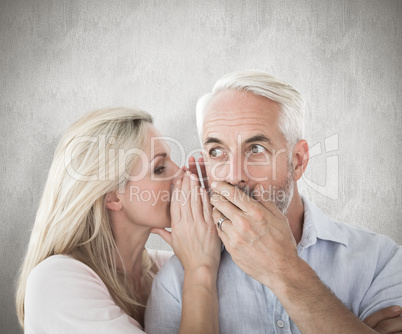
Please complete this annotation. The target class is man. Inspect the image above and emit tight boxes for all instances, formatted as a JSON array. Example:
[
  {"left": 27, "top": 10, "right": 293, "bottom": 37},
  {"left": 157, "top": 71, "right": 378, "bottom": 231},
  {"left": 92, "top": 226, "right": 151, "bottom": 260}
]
[{"left": 145, "top": 70, "right": 402, "bottom": 333}]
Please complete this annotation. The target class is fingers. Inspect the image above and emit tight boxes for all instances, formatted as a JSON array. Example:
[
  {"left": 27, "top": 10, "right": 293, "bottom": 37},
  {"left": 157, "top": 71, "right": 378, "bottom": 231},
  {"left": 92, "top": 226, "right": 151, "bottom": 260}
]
[
  {"left": 210, "top": 191, "right": 242, "bottom": 223},
  {"left": 201, "top": 187, "right": 214, "bottom": 226},
  {"left": 151, "top": 228, "right": 172, "bottom": 246},
  {"left": 375, "top": 316, "right": 402, "bottom": 334},
  {"left": 210, "top": 181, "right": 283, "bottom": 220},
  {"left": 189, "top": 172, "right": 204, "bottom": 223},
  {"left": 252, "top": 184, "right": 284, "bottom": 219},
  {"left": 187, "top": 155, "right": 209, "bottom": 190},
  {"left": 188, "top": 156, "right": 198, "bottom": 177},
  {"left": 212, "top": 207, "right": 233, "bottom": 233},
  {"left": 198, "top": 157, "right": 209, "bottom": 190},
  {"left": 363, "top": 305, "right": 402, "bottom": 332},
  {"left": 210, "top": 181, "right": 259, "bottom": 213},
  {"left": 187, "top": 156, "right": 203, "bottom": 188},
  {"left": 212, "top": 208, "right": 232, "bottom": 252},
  {"left": 180, "top": 172, "right": 194, "bottom": 221},
  {"left": 170, "top": 178, "right": 182, "bottom": 223}
]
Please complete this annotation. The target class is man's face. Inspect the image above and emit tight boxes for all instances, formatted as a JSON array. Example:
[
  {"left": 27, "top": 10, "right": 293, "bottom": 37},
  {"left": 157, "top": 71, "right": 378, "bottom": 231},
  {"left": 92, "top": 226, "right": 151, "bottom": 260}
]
[{"left": 202, "top": 90, "right": 295, "bottom": 213}]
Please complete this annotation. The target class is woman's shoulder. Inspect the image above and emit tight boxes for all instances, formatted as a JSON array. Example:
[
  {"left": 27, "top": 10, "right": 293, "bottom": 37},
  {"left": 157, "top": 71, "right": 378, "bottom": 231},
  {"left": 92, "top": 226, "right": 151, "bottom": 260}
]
[
  {"left": 25, "top": 255, "right": 110, "bottom": 318},
  {"left": 27, "top": 254, "right": 107, "bottom": 293},
  {"left": 147, "top": 249, "right": 174, "bottom": 269},
  {"left": 29, "top": 254, "right": 97, "bottom": 278},
  {"left": 25, "top": 255, "right": 143, "bottom": 333}
]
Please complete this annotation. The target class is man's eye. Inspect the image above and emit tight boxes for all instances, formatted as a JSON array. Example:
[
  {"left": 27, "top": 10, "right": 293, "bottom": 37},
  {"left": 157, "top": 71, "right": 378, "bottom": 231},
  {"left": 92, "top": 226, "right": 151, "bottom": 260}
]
[
  {"left": 209, "top": 148, "right": 224, "bottom": 158},
  {"left": 154, "top": 166, "right": 165, "bottom": 175},
  {"left": 249, "top": 145, "right": 266, "bottom": 154}
]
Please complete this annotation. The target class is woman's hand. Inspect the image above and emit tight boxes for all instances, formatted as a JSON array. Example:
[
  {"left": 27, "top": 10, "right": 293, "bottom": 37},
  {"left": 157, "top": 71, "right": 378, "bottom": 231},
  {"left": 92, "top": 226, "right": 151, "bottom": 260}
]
[
  {"left": 152, "top": 170, "right": 221, "bottom": 333},
  {"left": 152, "top": 170, "right": 221, "bottom": 273},
  {"left": 188, "top": 155, "right": 209, "bottom": 191},
  {"left": 152, "top": 165, "right": 221, "bottom": 333}
]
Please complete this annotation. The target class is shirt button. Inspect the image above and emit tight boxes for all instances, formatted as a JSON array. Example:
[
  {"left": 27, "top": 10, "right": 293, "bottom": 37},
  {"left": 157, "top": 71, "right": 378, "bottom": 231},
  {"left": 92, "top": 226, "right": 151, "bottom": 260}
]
[{"left": 277, "top": 320, "right": 285, "bottom": 328}]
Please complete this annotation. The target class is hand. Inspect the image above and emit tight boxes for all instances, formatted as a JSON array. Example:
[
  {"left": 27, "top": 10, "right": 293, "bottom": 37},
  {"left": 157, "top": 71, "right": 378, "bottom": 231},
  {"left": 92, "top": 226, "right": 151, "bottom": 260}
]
[
  {"left": 188, "top": 156, "right": 209, "bottom": 191},
  {"left": 152, "top": 171, "right": 221, "bottom": 272},
  {"left": 210, "top": 181, "right": 299, "bottom": 289},
  {"left": 363, "top": 305, "right": 402, "bottom": 333},
  {"left": 210, "top": 181, "right": 385, "bottom": 334}
]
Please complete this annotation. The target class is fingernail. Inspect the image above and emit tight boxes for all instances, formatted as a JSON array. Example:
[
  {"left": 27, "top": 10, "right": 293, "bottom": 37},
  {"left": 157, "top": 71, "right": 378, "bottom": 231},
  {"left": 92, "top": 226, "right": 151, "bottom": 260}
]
[
  {"left": 391, "top": 305, "right": 402, "bottom": 312},
  {"left": 211, "top": 181, "right": 217, "bottom": 188}
]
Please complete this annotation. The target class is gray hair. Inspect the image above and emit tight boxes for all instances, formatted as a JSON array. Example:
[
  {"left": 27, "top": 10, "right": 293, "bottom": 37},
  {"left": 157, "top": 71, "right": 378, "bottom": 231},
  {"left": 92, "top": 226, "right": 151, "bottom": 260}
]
[{"left": 196, "top": 69, "right": 305, "bottom": 150}]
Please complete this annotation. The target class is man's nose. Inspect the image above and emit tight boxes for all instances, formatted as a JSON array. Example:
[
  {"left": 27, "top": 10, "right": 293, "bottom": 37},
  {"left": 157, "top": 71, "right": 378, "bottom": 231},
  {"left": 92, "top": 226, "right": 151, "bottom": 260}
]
[{"left": 225, "top": 152, "right": 249, "bottom": 186}]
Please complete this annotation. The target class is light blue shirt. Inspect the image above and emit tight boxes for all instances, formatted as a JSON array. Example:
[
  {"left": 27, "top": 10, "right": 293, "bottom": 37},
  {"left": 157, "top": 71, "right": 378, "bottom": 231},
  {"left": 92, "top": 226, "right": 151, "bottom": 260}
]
[{"left": 145, "top": 197, "right": 402, "bottom": 333}]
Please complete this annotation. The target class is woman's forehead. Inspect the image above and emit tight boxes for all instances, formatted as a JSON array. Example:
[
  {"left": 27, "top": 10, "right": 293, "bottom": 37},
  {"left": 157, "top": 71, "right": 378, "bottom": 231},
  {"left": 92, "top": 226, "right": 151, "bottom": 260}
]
[{"left": 143, "top": 124, "right": 171, "bottom": 156}]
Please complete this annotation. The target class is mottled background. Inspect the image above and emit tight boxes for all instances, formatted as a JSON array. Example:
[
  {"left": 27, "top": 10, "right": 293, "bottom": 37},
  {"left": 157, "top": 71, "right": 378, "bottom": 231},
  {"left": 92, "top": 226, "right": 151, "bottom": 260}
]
[{"left": 1, "top": 0, "right": 401, "bottom": 332}]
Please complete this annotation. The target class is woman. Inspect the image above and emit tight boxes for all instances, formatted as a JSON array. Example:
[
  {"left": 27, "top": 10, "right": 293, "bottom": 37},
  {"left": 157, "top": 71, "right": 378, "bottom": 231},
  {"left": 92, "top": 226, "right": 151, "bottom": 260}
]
[{"left": 15, "top": 108, "right": 221, "bottom": 333}]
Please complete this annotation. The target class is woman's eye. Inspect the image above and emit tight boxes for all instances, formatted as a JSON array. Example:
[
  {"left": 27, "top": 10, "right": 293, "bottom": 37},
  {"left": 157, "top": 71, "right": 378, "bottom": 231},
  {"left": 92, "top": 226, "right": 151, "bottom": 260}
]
[
  {"left": 249, "top": 144, "right": 266, "bottom": 154},
  {"left": 209, "top": 148, "right": 224, "bottom": 158},
  {"left": 154, "top": 166, "right": 165, "bottom": 175}
]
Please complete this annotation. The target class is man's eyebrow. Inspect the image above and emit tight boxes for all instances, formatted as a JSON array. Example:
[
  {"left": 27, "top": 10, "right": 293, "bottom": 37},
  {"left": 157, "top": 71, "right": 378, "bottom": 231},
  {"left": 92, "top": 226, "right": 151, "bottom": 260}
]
[
  {"left": 203, "top": 137, "right": 223, "bottom": 145},
  {"left": 204, "top": 135, "right": 272, "bottom": 146},
  {"left": 244, "top": 135, "right": 273, "bottom": 145}
]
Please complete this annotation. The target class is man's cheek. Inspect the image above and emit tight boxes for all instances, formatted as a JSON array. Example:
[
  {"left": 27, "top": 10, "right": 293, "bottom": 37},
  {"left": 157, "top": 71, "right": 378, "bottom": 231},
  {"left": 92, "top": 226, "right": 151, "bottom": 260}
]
[
  {"left": 207, "top": 162, "right": 229, "bottom": 182},
  {"left": 245, "top": 164, "right": 271, "bottom": 183}
]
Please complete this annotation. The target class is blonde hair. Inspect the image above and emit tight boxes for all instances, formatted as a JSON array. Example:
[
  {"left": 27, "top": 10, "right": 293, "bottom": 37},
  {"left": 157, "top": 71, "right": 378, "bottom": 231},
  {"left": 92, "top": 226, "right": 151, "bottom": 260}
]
[
  {"left": 16, "top": 107, "right": 154, "bottom": 328},
  {"left": 196, "top": 69, "right": 305, "bottom": 150}
]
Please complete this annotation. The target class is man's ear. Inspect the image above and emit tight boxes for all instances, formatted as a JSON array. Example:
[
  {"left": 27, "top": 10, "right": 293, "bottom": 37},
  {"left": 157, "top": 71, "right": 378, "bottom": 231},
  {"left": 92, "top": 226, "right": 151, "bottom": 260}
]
[
  {"left": 292, "top": 139, "right": 309, "bottom": 181},
  {"left": 105, "top": 191, "right": 123, "bottom": 211}
]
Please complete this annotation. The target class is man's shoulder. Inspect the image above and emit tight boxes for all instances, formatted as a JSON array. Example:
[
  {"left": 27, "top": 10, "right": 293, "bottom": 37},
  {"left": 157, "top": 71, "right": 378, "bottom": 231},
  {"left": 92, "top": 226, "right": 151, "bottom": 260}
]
[
  {"left": 329, "top": 218, "right": 398, "bottom": 249},
  {"left": 331, "top": 220, "right": 400, "bottom": 251},
  {"left": 147, "top": 248, "right": 174, "bottom": 269},
  {"left": 154, "top": 254, "right": 184, "bottom": 282},
  {"left": 302, "top": 195, "right": 399, "bottom": 250},
  {"left": 328, "top": 217, "right": 384, "bottom": 236},
  {"left": 307, "top": 201, "right": 401, "bottom": 271}
]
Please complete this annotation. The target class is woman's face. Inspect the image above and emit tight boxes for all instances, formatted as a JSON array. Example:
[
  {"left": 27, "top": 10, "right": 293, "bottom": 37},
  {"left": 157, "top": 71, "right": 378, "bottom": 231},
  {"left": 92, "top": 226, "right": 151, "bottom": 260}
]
[{"left": 118, "top": 124, "right": 180, "bottom": 229}]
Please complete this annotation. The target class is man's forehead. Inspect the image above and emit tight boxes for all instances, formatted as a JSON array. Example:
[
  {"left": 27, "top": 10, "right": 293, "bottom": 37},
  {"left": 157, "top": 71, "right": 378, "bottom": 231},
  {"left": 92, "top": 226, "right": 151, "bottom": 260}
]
[
  {"left": 203, "top": 91, "right": 280, "bottom": 124},
  {"left": 206, "top": 90, "right": 279, "bottom": 111},
  {"left": 202, "top": 91, "right": 281, "bottom": 144}
]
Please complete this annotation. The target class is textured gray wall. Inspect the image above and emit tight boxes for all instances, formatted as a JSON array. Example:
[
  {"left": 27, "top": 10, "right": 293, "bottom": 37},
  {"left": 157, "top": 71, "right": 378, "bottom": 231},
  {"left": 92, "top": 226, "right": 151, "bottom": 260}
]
[{"left": 1, "top": 0, "right": 401, "bottom": 333}]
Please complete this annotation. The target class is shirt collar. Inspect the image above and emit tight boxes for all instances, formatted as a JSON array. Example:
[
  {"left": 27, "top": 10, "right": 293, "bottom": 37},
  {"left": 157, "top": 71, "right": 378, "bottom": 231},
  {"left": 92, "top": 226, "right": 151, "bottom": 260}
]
[{"left": 299, "top": 195, "right": 349, "bottom": 249}]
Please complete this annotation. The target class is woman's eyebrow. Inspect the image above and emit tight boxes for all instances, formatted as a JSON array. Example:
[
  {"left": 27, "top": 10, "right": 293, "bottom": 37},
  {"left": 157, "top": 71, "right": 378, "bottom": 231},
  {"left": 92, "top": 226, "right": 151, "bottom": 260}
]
[{"left": 151, "top": 152, "right": 167, "bottom": 161}]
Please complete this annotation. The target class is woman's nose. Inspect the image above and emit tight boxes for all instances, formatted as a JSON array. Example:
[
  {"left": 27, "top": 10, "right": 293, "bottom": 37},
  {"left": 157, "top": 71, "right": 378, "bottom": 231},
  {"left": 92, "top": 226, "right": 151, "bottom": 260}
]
[{"left": 171, "top": 162, "right": 183, "bottom": 181}]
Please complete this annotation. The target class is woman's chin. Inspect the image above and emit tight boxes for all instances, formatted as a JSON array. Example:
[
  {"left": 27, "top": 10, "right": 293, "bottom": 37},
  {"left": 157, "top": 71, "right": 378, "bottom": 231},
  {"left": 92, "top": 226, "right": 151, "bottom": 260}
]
[{"left": 152, "top": 221, "right": 171, "bottom": 229}]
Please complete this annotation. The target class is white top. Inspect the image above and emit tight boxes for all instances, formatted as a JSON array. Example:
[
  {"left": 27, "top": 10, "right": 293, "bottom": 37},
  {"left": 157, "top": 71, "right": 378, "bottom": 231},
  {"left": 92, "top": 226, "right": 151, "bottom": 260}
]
[{"left": 24, "top": 249, "right": 173, "bottom": 334}]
